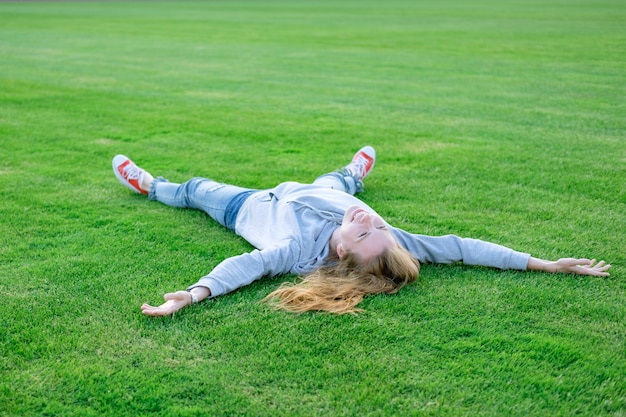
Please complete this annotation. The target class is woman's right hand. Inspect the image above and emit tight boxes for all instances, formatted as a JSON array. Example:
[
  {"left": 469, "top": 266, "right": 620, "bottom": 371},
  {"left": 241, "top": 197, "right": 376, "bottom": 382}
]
[{"left": 141, "top": 291, "right": 192, "bottom": 317}]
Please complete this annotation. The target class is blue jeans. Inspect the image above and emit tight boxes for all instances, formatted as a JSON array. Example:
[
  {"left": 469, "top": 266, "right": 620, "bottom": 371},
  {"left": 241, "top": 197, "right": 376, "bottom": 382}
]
[{"left": 149, "top": 170, "right": 362, "bottom": 231}]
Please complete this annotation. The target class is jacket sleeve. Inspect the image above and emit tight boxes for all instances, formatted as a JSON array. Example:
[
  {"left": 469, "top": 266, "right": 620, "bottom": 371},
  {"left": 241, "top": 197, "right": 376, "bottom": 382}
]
[
  {"left": 187, "top": 240, "right": 299, "bottom": 298},
  {"left": 391, "top": 228, "right": 530, "bottom": 270}
]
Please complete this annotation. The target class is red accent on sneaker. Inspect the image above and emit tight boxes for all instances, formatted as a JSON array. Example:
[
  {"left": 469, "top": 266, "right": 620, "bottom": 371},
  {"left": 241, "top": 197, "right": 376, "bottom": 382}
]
[
  {"left": 113, "top": 156, "right": 147, "bottom": 194},
  {"left": 350, "top": 146, "right": 376, "bottom": 180}
]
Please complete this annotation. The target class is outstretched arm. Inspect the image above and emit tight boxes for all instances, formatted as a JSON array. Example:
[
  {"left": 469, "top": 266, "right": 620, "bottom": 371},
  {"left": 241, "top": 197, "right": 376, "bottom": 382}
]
[
  {"left": 141, "top": 286, "right": 211, "bottom": 317},
  {"left": 391, "top": 231, "right": 531, "bottom": 270},
  {"left": 141, "top": 243, "right": 299, "bottom": 317},
  {"left": 391, "top": 230, "right": 613, "bottom": 276},
  {"left": 527, "top": 257, "right": 611, "bottom": 277}
]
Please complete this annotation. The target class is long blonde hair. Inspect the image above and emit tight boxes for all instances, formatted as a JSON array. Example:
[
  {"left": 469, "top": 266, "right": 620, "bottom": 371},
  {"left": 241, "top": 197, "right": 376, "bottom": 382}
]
[{"left": 263, "top": 244, "right": 420, "bottom": 314}]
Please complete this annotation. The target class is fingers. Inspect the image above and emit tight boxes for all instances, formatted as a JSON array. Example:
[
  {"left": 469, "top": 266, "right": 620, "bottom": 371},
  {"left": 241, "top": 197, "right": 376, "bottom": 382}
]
[
  {"left": 141, "top": 291, "right": 191, "bottom": 317},
  {"left": 141, "top": 303, "right": 168, "bottom": 317},
  {"left": 591, "top": 260, "right": 606, "bottom": 270},
  {"left": 585, "top": 259, "right": 611, "bottom": 272},
  {"left": 586, "top": 259, "right": 611, "bottom": 269},
  {"left": 560, "top": 258, "right": 612, "bottom": 276},
  {"left": 578, "top": 259, "right": 611, "bottom": 277},
  {"left": 591, "top": 261, "right": 611, "bottom": 276},
  {"left": 592, "top": 260, "right": 611, "bottom": 271},
  {"left": 141, "top": 299, "right": 177, "bottom": 316}
]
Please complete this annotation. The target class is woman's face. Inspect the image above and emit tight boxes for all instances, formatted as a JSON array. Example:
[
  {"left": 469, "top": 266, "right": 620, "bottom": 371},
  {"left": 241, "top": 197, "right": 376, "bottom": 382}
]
[{"left": 337, "top": 205, "right": 396, "bottom": 261}]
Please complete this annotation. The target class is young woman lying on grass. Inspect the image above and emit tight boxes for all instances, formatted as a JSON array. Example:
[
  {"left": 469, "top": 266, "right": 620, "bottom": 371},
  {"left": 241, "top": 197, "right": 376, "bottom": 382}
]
[{"left": 112, "top": 147, "right": 611, "bottom": 315}]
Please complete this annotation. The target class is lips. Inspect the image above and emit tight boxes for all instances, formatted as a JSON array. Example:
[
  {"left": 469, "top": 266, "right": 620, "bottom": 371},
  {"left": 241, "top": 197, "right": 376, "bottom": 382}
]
[{"left": 351, "top": 208, "right": 366, "bottom": 222}]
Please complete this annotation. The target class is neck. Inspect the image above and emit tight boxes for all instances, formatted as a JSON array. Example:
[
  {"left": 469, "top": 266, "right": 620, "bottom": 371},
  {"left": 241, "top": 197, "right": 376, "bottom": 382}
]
[{"left": 329, "top": 227, "right": 341, "bottom": 257}]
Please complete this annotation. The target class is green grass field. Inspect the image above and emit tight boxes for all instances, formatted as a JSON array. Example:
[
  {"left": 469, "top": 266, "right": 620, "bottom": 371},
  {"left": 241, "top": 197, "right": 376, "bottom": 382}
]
[{"left": 1, "top": 1, "right": 624, "bottom": 416}]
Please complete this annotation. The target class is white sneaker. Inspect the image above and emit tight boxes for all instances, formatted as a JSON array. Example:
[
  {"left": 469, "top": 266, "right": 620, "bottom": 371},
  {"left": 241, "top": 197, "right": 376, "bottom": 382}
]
[
  {"left": 112, "top": 155, "right": 148, "bottom": 195},
  {"left": 345, "top": 146, "right": 376, "bottom": 180}
]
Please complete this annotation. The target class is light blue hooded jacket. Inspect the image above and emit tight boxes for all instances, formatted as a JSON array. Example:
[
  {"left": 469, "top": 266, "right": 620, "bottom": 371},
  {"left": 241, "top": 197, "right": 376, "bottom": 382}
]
[{"left": 189, "top": 182, "right": 530, "bottom": 298}]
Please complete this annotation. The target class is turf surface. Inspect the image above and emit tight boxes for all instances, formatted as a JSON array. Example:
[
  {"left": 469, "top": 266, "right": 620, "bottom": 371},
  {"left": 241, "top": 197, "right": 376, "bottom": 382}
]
[{"left": 1, "top": 1, "right": 624, "bottom": 416}]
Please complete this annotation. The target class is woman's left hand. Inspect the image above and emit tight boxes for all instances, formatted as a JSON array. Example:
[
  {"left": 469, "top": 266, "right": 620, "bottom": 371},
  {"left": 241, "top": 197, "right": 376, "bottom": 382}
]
[
  {"left": 528, "top": 257, "right": 611, "bottom": 277},
  {"left": 553, "top": 258, "right": 611, "bottom": 276}
]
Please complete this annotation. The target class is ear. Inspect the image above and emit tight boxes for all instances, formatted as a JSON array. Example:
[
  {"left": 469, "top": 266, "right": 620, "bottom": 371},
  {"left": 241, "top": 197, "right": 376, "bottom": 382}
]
[{"left": 336, "top": 243, "right": 345, "bottom": 260}]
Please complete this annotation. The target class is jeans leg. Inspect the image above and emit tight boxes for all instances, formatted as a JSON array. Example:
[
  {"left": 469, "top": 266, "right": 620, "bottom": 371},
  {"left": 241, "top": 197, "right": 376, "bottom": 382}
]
[
  {"left": 313, "top": 170, "right": 363, "bottom": 195},
  {"left": 149, "top": 177, "right": 254, "bottom": 229}
]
